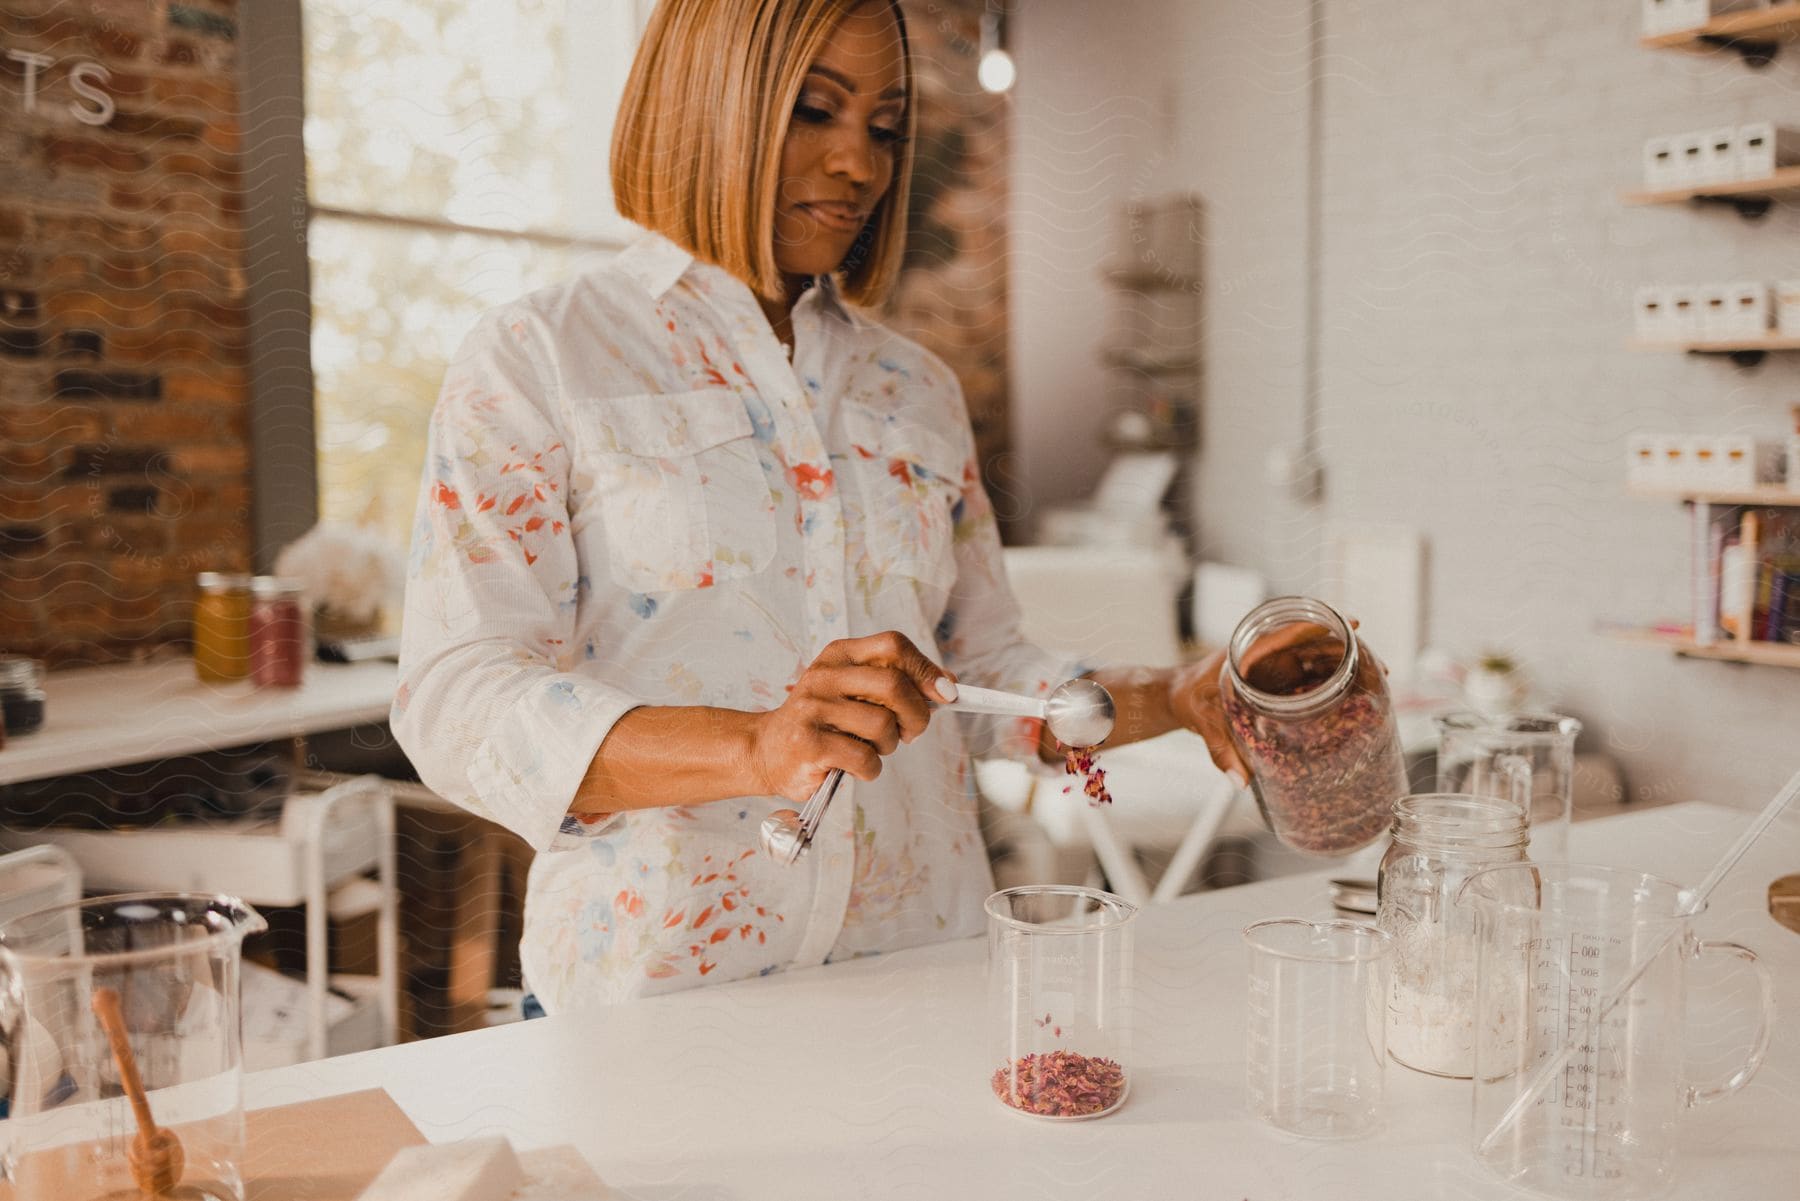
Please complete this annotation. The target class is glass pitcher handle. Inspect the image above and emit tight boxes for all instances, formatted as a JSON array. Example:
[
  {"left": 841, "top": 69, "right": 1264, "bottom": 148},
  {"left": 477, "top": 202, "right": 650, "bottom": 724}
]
[
  {"left": 1493, "top": 753, "right": 1532, "bottom": 823},
  {"left": 1683, "top": 939, "right": 1775, "bottom": 1107}
]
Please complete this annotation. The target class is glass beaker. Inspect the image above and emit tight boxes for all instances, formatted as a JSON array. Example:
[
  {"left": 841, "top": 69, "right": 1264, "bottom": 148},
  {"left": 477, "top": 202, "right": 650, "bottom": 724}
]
[
  {"left": 1435, "top": 711, "right": 1580, "bottom": 861},
  {"left": 1242, "top": 918, "right": 1394, "bottom": 1139},
  {"left": 1462, "top": 864, "right": 1775, "bottom": 1200},
  {"left": 0, "top": 893, "right": 268, "bottom": 1201},
  {"left": 986, "top": 885, "right": 1136, "bottom": 1120}
]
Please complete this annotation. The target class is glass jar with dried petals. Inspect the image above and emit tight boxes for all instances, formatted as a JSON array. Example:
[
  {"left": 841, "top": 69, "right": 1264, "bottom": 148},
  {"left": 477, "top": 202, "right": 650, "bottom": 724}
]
[
  {"left": 986, "top": 885, "right": 1136, "bottom": 1120},
  {"left": 1220, "top": 596, "right": 1407, "bottom": 857}
]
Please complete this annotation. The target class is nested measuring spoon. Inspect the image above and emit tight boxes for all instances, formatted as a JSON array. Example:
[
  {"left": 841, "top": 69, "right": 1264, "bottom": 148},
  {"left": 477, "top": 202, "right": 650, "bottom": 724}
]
[{"left": 758, "top": 678, "right": 1115, "bottom": 866}]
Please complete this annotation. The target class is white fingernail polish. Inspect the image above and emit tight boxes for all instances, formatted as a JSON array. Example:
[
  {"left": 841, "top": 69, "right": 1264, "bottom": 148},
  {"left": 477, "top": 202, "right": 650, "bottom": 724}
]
[{"left": 934, "top": 677, "right": 958, "bottom": 703}]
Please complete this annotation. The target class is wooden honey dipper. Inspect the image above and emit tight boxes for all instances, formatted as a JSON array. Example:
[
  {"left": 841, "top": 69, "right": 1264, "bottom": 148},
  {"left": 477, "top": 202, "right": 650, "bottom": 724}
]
[{"left": 91, "top": 986, "right": 186, "bottom": 1198}]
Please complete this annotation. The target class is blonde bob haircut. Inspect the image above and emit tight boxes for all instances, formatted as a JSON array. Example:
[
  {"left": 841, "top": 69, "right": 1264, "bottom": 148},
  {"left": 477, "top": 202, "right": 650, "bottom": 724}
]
[{"left": 611, "top": 0, "right": 916, "bottom": 307}]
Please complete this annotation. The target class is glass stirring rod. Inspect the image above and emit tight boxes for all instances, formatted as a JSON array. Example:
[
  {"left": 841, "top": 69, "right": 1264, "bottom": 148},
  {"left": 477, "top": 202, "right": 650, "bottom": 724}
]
[{"left": 1476, "top": 768, "right": 1800, "bottom": 1156}]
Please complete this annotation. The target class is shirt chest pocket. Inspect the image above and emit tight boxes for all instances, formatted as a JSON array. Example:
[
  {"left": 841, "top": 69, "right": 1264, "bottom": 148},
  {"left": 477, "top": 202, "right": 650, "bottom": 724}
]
[
  {"left": 843, "top": 403, "right": 964, "bottom": 594},
  {"left": 571, "top": 390, "right": 777, "bottom": 592}
]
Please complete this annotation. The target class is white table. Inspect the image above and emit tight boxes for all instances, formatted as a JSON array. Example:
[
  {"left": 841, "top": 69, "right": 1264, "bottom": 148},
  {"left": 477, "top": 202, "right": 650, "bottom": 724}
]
[
  {"left": 0, "top": 658, "right": 398, "bottom": 785},
  {"left": 243, "top": 801, "right": 1799, "bottom": 1199}
]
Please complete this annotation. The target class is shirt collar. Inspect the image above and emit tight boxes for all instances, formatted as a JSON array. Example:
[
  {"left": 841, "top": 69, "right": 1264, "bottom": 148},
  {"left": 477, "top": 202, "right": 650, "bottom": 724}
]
[
  {"left": 807, "top": 271, "right": 866, "bottom": 330},
  {"left": 614, "top": 225, "right": 695, "bottom": 301},
  {"left": 615, "top": 223, "right": 867, "bottom": 331}
]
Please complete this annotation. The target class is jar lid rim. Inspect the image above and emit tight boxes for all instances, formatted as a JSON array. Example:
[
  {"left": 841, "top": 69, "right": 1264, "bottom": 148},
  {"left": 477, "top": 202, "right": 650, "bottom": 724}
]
[
  {"left": 1225, "top": 596, "right": 1357, "bottom": 714},
  {"left": 1436, "top": 710, "right": 1582, "bottom": 740}
]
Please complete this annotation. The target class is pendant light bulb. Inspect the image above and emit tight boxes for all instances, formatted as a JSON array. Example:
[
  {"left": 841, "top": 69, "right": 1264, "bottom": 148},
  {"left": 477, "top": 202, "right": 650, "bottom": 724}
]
[
  {"left": 978, "top": 48, "right": 1016, "bottom": 94},
  {"left": 977, "top": 9, "right": 1015, "bottom": 94}
]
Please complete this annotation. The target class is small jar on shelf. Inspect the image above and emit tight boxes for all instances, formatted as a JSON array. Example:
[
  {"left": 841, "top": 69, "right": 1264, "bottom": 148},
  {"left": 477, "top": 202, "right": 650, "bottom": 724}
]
[
  {"left": 0, "top": 655, "right": 47, "bottom": 736},
  {"left": 194, "top": 572, "right": 254, "bottom": 682},
  {"left": 249, "top": 577, "right": 309, "bottom": 688}
]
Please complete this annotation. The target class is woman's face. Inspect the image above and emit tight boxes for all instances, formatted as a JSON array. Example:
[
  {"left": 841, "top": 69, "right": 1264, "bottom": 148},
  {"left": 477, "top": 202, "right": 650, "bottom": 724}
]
[{"left": 772, "top": 3, "right": 907, "bottom": 283}]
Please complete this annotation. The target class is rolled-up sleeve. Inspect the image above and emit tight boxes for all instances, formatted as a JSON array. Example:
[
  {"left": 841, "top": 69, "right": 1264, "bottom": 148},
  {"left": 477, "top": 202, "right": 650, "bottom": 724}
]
[
  {"left": 932, "top": 398, "right": 1086, "bottom": 761},
  {"left": 391, "top": 307, "right": 642, "bottom": 852}
]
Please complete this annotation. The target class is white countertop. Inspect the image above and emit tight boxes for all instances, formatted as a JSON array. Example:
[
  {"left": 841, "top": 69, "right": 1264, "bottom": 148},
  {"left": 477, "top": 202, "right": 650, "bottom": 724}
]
[
  {"left": 243, "top": 800, "right": 1800, "bottom": 1200},
  {"left": 0, "top": 658, "right": 398, "bottom": 786}
]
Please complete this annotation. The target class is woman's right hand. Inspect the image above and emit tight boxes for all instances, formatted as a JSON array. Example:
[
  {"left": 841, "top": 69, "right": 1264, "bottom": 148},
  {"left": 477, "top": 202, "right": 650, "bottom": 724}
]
[{"left": 747, "top": 632, "right": 956, "bottom": 803}]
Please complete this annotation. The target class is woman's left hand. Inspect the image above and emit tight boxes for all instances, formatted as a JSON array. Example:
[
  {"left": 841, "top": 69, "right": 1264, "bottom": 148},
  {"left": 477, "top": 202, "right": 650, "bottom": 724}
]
[{"left": 1166, "top": 652, "right": 1248, "bottom": 788}]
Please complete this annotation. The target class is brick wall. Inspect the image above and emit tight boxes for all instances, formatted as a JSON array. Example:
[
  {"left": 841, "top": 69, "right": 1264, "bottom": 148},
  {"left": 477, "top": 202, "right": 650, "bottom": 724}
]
[
  {"left": 892, "top": 0, "right": 1015, "bottom": 524},
  {"left": 1, "top": 0, "right": 250, "bottom": 665}
]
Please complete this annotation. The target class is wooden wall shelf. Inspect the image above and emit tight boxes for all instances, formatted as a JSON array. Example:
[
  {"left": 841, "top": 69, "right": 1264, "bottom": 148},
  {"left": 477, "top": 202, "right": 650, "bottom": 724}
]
[
  {"left": 1101, "top": 267, "right": 1199, "bottom": 292},
  {"left": 1608, "top": 627, "right": 1800, "bottom": 669},
  {"left": 1099, "top": 347, "right": 1199, "bottom": 374},
  {"left": 1621, "top": 166, "right": 1800, "bottom": 218},
  {"left": 1640, "top": 4, "right": 1800, "bottom": 66},
  {"left": 1629, "top": 485, "right": 1800, "bottom": 507},
  {"left": 1631, "top": 335, "right": 1800, "bottom": 352},
  {"left": 1628, "top": 334, "right": 1800, "bottom": 366}
]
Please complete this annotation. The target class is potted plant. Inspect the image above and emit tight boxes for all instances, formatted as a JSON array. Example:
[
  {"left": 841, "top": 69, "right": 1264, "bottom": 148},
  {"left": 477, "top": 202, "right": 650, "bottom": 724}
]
[
  {"left": 272, "top": 522, "right": 403, "bottom": 640},
  {"left": 1462, "top": 651, "right": 1529, "bottom": 717}
]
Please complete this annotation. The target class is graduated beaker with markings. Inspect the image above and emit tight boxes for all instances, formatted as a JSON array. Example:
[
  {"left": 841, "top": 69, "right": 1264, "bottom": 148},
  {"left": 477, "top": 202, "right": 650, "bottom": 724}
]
[{"left": 1461, "top": 864, "right": 1774, "bottom": 1200}]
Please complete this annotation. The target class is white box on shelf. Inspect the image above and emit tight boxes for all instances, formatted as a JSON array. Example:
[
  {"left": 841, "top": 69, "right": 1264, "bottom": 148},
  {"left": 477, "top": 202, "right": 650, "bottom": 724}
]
[
  {"left": 1666, "top": 286, "right": 1700, "bottom": 341},
  {"left": 1684, "top": 435, "right": 1714, "bottom": 489},
  {"left": 1698, "top": 284, "right": 1734, "bottom": 342},
  {"left": 1773, "top": 279, "right": 1800, "bottom": 336},
  {"left": 1634, "top": 285, "right": 1672, "bottom": 341},
  {"left": 1672, "top": 132, "right": 1708, "bottom": 186},
  {"left": 1690, "top": 435, "right": 1723, "bottom": 488},
  {"left": 1644, "top": 136, "right": 1678, "bottom": 189},
  {"left": 1728, "top": 281, "right": 1770, "bottom": 338},
  {"left": 242, "top": 967, "right": 385, "bottom": 1071},
  {"left": 1715, "top": 435, "right": 1786, "bottom": 488},
  {"left": 1655, "top": 434, "right": 1690, "bottom": 488},
  {"left": 1646, "top": 0, "right": 1710, "bottom": 34},
  {"left": 1704, "top": 127, "right": 1740, "bottom": 183},
  {"left": 1736, "top": 121, "right": 1800, "bottom": 180},
  {"left": 1627, "top": 433, "right": 1662, "bottom": 487}
]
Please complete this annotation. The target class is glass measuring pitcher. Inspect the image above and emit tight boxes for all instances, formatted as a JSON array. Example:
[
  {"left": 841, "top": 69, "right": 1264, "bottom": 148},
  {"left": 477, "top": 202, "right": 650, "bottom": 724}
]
[
  {"left": 1242, "top": 918, "right": 1393, "bottom": 1139},
  {"left": 0, "top": 893, "right": 268, "bottom": 1201},
  {"left": 986, "top": 885, "right": 1136, "bottom": 1120},
  {"left": 1461, "top": 864, "right": 1774, "bottom": 1200},
  {"left": 1436, "top": 711, "right": 1580, "bottom": 861}
]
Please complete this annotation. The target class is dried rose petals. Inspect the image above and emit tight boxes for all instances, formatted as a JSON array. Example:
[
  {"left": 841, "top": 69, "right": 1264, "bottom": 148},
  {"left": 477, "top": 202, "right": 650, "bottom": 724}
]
[
  {"left": 992, "top": 1050, "right": 1127, "bottom": 1117},
  {"left": 1221, "top": 631, "right": 1404, "bottom": 855},
  {"left": 1060, "top": 742, "right": 1112, "bottom": 805}
]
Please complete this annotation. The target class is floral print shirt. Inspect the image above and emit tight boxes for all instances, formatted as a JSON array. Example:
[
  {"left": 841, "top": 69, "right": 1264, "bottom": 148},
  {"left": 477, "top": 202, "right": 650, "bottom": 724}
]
[{"left": 393, "top": 227, "right": 1076, "bottom": 1012}]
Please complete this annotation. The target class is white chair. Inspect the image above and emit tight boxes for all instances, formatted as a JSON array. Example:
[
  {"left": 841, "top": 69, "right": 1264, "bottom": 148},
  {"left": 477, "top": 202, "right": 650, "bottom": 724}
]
[
  {"left": 985, "top": 545, "right": 1244, "bottom": 905},
  {"left": 0, "top": 846, "right": 83, "bottom": 1115},
  {"left": 0, "top": 844, "right": 81, "bottom": 926}
]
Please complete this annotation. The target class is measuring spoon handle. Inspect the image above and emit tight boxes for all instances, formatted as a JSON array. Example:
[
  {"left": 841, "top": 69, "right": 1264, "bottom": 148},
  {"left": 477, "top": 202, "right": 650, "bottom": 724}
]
[{"left": 943, "top": 684, "right": 1046, "bottom": 721}]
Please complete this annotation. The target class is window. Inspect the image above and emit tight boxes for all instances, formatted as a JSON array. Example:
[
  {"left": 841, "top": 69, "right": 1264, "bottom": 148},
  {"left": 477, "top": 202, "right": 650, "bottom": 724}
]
[{"left": 300, "top": 0, "right": 651, "bottom": 550}]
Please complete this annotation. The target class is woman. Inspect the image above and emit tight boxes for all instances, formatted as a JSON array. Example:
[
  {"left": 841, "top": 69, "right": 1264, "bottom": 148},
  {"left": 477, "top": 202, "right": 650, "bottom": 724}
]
[{"left": 393, "top": 0, "right": 1244, "bottom": 1014}]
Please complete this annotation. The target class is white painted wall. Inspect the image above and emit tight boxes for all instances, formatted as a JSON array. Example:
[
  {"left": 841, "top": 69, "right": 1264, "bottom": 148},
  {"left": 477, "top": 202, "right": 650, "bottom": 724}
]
[
  {"left": 1012, "top": 1, "right": 1799, "bottom": 808},
  {"left": 1007, "top": 0, "right": 1170, "bottom": 518}
]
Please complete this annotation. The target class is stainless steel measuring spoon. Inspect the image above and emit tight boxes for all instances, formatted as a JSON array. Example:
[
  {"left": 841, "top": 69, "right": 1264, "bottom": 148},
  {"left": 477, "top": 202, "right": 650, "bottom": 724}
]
[{"left": 757, "top": 678, "right": 1115, "bottom": 866}]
